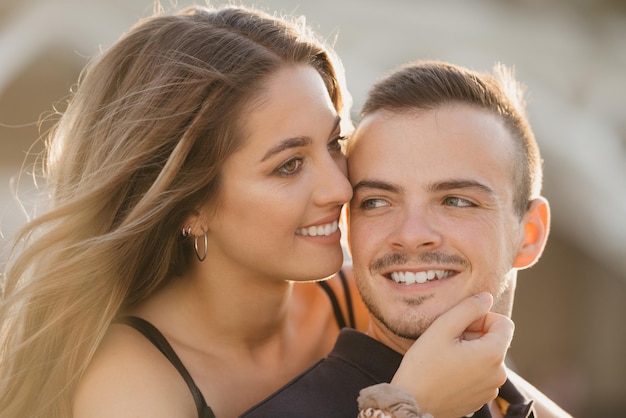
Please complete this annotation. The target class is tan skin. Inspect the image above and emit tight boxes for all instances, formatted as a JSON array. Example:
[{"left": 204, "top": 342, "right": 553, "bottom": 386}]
[
  {"left": 73, "top": 65, "right": 369, "bottom": 418},
  {"left": 78, "top": 273, "right": 365, "bottom": 418},
  {"left": 348, "top": 105, "right": 570, "bottom": 417},
  {"left": 73, "top": 66, "right": 513, "bottom": 418}
]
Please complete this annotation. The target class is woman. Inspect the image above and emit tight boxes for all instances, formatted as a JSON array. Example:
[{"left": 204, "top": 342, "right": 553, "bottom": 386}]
[{"left": 0, "top": 5, "right": 510, "bottom": 418}]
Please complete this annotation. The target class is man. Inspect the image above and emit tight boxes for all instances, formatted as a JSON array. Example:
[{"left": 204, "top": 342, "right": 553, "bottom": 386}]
[{"left": 241, "top": 61, "right": 572, "bottom": 417}]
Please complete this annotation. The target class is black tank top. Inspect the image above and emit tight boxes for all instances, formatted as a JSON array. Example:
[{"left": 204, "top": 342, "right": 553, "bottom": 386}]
[
  {"left": 117, "top": 269, "right": 355, "bottom": 418},
  {"left": 116, "top": 316, "right": 216, "bottom": 418}
]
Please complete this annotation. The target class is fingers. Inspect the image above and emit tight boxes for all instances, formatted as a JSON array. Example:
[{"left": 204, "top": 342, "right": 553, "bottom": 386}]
[
  {"left": 472, "top": 312, "right": 515, "bottom": 349},
  {"left": 391, "top": 293, "right": 514, "bottom": 418},
  {"left": 424, "top": 292, "right": 493, "bottom": 340},
  {"left": 463, "top": 312, "right": 514, "bottom": 388}
]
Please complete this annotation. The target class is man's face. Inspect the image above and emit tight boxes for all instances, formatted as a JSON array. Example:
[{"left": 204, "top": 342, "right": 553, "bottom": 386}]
[{"left": 348, "top": 104, "right": 527, "bottom": 351}]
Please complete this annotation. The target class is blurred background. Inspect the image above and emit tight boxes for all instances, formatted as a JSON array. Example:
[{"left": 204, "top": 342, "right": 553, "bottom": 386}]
[{"left": 1, "top": 0, "right": 625, "bottom": 416}]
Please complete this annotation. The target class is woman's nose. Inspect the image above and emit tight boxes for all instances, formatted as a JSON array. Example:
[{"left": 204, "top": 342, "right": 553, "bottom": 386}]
[{"left": 314, "top": 156, "right": 352, "bottom": 206}]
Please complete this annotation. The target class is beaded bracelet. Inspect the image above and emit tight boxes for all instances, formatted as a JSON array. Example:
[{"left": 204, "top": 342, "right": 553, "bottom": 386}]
[{"left": 356, "top": 383, "right": 433, "bottom": 418}]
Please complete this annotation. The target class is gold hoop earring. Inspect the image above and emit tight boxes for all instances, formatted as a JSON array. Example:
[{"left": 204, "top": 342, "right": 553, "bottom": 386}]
[
  {"left": 194, "top": 227, "right": 208, "bottom": 262},
  {"left": 181, "top": 226, "right": 192, "bottom": 237}
]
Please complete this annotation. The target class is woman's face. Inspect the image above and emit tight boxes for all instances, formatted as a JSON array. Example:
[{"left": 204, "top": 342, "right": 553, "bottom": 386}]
[{"left": 202, "top": 64, "right": 352, "bottom": 283}]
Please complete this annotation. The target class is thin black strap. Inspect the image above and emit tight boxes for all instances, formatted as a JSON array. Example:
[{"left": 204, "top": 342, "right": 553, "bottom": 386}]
[
  {"left": 317, "top": 280, "right": 347, "bottom": 329},
  {"left": 116, "top": 316, "right": 216, "bottom": 418},
  {"left": 317, "top": 268, "right": 357, "bottom": 329},
  {"left": 337, "top": 269, "right": 356, "bottom": 328}
]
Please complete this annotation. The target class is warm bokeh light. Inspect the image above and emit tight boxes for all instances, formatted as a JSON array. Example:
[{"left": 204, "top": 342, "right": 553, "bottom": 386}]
[{"left": 1, "top": 1, "right": 625, "bottom": 416}]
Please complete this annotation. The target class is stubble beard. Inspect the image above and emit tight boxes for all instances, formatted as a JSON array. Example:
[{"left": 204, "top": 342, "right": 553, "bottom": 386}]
[
  {"left": 355, "top": 251, "right": 516, "bottom": 342},
  {"left": 357, "top": 250, "right": 470, "bottom": 341},
  {"left": 362, "top": 277, "right": 515, "bottom": 341},
  {"left": 357, "top": 280, "right": 435, "bottom": 341}
]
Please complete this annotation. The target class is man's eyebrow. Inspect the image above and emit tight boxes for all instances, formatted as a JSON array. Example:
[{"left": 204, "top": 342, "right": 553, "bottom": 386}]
[
  {"left": 429, "top": 179, "right": 495, "bottom": 195},
  {"left": 352, "top": 179, "right": 494, "bottom": 196},
  {"left": 352, "top": 179, "right": 403, "bottom": 194},
  {"left": 260, "top": 116, "right": 341, "bottom": 163}
]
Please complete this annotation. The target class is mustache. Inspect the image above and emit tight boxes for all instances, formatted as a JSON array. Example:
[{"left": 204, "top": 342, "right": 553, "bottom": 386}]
[{"left": 370, "top": 251, "right": 469, "bottom": 272}]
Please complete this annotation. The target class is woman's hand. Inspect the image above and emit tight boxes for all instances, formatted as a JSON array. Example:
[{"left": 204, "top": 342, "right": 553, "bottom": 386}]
[{"left": 390, "top": 293, "right": 514, "bottom": 418}]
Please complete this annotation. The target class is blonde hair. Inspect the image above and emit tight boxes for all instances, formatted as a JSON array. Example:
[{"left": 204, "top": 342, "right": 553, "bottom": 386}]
[{"left": 0, "top": 5, "right": 347, "bottom": 417}]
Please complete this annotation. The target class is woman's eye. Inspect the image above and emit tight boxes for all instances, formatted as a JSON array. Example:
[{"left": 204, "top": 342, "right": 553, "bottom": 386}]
[
  {"left": 328, "top": 135, "right": 347, "bottom": 152},
  {"left": 276, "top": 158, "right": 302, "bottom": 176},
  {"left": 361, "top": 198, "right": 388, "bottom": 210},
  {"left": 443, "top": 196, "right": 475, "bottom": 207}
]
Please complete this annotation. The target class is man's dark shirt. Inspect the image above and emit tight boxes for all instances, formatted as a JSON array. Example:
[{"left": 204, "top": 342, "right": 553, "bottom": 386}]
[{"left": 241, "top": 328, "right": 534, "bottom": 418}]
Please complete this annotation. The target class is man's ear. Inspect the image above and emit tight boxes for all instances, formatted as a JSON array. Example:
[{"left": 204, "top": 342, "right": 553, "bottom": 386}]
[{"left": 513, "top": 196, "right": 550, "bottom": 269}]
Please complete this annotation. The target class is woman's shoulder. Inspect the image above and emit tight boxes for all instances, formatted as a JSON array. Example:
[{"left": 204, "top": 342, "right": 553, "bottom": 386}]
[{"left": 72, "top": 322, "right": 197, "bottom": 418}]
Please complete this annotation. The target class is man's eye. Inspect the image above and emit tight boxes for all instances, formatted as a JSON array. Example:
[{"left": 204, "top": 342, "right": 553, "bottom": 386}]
[
  {"left": 443, "top": 196, "right": 475, "bottom": 207},
  {"left": 361, "top": 198, "right": 389, "bottom": 209},
  {"left": 276, "top": 158, "right": 302, "bottom": 176}
]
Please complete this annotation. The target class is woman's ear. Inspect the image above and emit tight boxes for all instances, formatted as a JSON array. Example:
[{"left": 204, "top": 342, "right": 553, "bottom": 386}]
[
  {"left": 181, "top": 209, "right": 203, "bottom": 236},
  {"left": 513, "top": 196, "right": 551, "bottom": 269}
]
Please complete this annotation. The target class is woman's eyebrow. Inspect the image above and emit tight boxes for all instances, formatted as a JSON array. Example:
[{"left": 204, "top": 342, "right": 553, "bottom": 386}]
[
  {"left": 260, "top": 116, "right": 341, "bottom": 163},
  {"left": 329, "top": 115, "right": 341, "bottom": 135},
  {"left": 261, "top": 136, "right": 311, "bottom": 162}
]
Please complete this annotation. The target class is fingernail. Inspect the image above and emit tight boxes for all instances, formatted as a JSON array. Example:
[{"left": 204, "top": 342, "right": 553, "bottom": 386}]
[{"left": 474, "top": 292, "right": 492, "bottom": 306}]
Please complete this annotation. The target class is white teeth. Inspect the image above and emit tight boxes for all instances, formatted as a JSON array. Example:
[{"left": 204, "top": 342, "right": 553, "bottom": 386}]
[
  {"left": 390, "top": 270, "right": 452, "bottom": 285},
  {"left": 296, "top": 220, "right": 338, "bottom": 237},
  {"left": 415, "top": 272, "right": 428, "bottom": 284}
]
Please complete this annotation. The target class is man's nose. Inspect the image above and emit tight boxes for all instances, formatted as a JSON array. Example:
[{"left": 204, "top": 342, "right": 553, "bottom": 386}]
[{"left": 387, "top": 204, "right": 443, "bottom": 251}]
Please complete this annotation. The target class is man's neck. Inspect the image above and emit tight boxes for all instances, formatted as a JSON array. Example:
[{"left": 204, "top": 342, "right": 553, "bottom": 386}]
[{"left": 365, "top": 318, "right": 415, "bottom": 354}]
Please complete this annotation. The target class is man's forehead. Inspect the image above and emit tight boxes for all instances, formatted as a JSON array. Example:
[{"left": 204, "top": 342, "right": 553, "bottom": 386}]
[
  {"left": 348, "top": 109, "right": 420, "bottom": 153},
  {"left": 347, "top": 105, "right": 517, "bottom": 196},
  {"left": 350, "top": 105, "right": 514, "bottom": 158}
]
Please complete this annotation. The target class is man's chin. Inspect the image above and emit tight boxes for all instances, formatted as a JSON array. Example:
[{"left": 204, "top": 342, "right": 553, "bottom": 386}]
[{"left": 377, "top": 312, "right": 436, "bottom": 342}]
